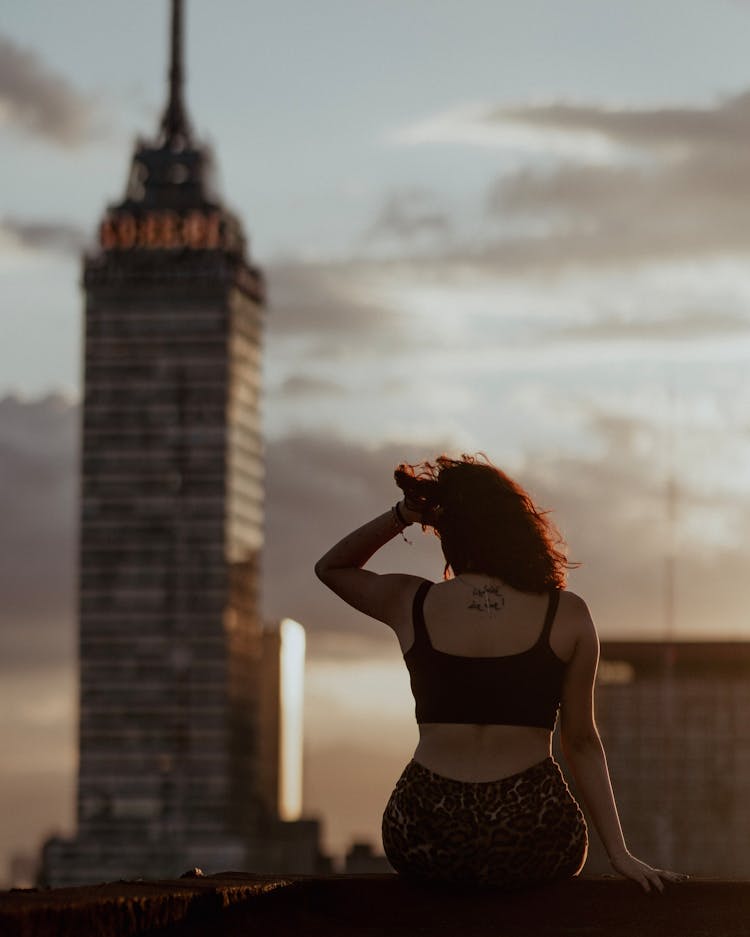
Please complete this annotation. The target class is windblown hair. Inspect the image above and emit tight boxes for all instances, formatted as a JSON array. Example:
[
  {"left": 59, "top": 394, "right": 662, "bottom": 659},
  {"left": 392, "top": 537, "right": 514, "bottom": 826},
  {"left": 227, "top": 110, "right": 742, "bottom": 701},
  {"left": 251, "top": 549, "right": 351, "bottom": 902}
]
[{"left": 394, "top": 454, "right": 572, "bottom": 592}]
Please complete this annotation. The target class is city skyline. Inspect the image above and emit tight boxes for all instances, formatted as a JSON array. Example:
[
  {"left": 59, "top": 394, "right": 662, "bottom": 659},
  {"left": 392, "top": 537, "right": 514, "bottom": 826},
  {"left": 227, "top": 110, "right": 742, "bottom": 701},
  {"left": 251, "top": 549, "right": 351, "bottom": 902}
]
[{"left": 3, "top": 0, "right": 750, "bottom": 880}]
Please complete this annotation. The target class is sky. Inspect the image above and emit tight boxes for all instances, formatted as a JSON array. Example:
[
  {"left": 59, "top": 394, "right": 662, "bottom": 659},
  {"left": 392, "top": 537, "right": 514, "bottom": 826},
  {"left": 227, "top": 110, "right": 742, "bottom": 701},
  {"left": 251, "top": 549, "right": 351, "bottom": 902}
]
[{"left": 3, "top": 0, "right": 750, "bottom": 881}]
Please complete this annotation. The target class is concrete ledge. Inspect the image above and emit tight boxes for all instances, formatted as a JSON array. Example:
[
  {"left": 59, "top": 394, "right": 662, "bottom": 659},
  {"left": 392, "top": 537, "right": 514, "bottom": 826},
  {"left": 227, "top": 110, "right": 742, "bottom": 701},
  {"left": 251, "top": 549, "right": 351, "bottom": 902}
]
[{"left": 2, "top": 873, "right": 748, "bottom": 937}]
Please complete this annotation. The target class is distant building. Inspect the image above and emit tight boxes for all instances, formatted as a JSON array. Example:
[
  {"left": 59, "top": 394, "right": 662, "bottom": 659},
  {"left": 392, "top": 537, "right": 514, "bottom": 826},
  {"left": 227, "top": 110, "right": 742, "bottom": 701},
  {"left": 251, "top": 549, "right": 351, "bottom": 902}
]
[
  {"left": 344, "top": 842, "right": 392, "bottom": 875},
  {"left": 42, "top": 1, "right": 324, "bottom": 886},
  {"left": 580, "top": 641, "right": 750, "bottom": 877}
]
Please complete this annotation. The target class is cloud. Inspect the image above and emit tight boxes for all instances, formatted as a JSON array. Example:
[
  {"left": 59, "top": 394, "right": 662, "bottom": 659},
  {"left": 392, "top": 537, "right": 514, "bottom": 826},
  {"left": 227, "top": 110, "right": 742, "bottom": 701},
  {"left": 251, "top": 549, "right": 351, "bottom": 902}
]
[
  {"left": 486, "top": 158, "right": 750, "bottom": 265},
  {"left": 266, "top": 259, "right": 402, "bottom": 344},
  {"left": 390, "top": 88, "right": 750, "bottom": 270},
  {"left": 264, "top": 197, "right": 750, "bottom": 381},
  {"left": 481, "top": 89, "right": 750, "bottom": 268},
  {"left": 0, "top": 34, "right": 99, "bottom": 145},
  {"left": 276, "top": 375, "right": 346, "bottom": 398},
  {"left": 555, "top": 308, "right": 750, "bottom": 343},
  {"left": 395, "top": 90, "right": 750, "bottom": 158},
  {"left": 388, "top": 101, "right": 619, "bottom": 161},
  {"left": 264, "top": 419, "right": 750, "bottom": 642},
  {"left": 521, "top": 404, "right": 750, "bottom": 631},
  {"left": 1, "top": 217, "right": 87, "bottom": 256},
  {"left": 0, "top": 394, "right": 77, "bottom": 673},
  {"left": 493, "top": 90, "right": 750, "bottom": 153},
  {"left": 365, "top": 187, "right": 452, "bottom": 243}
]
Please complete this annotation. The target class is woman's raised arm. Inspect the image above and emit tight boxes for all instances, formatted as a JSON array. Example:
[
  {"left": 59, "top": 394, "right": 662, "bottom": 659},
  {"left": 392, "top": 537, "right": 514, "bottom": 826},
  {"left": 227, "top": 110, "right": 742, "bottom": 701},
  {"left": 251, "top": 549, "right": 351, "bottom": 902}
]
[{"left": 314, "top": 500, "right": 424, "bottom": 626}]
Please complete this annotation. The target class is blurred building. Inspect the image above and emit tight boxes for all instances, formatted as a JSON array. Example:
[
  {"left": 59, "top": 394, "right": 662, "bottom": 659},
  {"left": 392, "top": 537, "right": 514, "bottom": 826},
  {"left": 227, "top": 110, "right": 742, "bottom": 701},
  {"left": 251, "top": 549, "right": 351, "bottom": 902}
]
[
  {"left": 42, "top": 1, "right": 324, "bottom": 886},
  {"left": 580, "top": 641, "right": 750, "bottom": 877},
  {"left": 344, "top": 842, "right": 392, "bottom": 875}
]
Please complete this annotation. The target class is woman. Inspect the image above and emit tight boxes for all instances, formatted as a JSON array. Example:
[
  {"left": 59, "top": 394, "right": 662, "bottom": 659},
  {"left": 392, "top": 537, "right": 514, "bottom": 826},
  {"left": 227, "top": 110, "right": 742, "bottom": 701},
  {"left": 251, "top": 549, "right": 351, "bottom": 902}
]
[{"left": 315, "top": 454, "right": 685, "bottom": 892}]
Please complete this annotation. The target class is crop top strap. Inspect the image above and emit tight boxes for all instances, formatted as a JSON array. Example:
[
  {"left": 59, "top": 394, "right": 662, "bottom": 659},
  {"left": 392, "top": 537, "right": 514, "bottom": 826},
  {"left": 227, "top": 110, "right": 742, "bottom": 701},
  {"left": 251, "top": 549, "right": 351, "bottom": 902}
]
[
  {"left": 410, "top": 580, "right": 434, "bottom": 649},
  {"left": 539, "top": 588, "right": 561, "bottom": 647}
]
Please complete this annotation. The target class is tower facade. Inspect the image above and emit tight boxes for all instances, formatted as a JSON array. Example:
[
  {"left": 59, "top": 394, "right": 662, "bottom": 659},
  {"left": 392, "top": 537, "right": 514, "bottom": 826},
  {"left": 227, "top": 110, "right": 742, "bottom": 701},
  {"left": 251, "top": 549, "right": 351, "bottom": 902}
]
[{"left": 42, "top": 2, "right": 319, "bottom": 886}]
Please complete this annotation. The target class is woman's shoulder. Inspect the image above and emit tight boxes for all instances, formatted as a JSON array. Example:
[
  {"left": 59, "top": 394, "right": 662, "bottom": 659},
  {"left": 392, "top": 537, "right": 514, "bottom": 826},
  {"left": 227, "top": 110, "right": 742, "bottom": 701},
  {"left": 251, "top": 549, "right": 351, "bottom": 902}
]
[
  {"left": 550, "top": 590, "right": 598, "bottom": 660},
  {"left": 557, "top": 589, "right": 592, "bottom": 617},
  {"left": 381, "top": 573, "right": 435, "bottom": 623}
]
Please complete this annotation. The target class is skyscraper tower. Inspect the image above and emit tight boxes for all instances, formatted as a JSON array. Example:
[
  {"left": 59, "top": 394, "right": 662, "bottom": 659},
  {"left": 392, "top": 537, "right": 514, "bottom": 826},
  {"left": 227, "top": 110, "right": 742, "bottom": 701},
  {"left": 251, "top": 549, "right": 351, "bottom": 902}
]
[{"left": 43, "top": 2, "right": 319, "bottom": 886}]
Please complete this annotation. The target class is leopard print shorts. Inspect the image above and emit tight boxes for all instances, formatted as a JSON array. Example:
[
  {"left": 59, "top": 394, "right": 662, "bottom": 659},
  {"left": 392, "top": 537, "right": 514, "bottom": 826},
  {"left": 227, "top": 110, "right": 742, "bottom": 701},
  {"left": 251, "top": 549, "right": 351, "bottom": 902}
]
[{"left": 382, "top": 757, "right": 587, "bottom": 890}]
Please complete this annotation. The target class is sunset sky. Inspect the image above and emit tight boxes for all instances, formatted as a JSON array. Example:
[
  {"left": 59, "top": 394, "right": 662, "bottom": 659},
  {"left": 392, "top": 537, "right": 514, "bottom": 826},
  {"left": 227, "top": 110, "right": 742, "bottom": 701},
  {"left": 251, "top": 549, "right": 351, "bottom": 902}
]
[{"left": 3, "top": 0, "right": 750, "bottom": 879}]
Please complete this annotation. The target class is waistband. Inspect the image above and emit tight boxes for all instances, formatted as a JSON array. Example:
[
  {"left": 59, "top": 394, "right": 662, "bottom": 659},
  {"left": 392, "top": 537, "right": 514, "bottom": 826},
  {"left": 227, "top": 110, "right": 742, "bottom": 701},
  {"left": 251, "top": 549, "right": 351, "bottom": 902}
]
[{"left": 407, "top": 756, "right": 560, "bottom": 788}]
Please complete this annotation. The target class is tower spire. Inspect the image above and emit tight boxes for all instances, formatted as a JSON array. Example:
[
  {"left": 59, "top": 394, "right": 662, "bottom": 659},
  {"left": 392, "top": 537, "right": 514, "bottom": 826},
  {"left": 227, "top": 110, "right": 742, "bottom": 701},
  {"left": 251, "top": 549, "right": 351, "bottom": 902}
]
[{"left": 160, "top": 0, "right": 192, "bottom": 147}]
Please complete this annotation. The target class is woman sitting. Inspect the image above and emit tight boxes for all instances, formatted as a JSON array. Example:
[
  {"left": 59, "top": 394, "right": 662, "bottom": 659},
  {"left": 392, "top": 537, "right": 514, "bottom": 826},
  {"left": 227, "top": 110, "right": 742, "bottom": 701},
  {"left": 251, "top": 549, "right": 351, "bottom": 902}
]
[{"left": 315, "top": 454, "right": 685, "bottom": 892}]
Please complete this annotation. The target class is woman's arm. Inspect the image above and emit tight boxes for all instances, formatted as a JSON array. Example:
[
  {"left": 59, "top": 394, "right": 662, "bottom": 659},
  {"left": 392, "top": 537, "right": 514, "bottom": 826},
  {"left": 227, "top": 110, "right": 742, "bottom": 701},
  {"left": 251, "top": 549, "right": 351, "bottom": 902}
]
[
  {"left": 314, "top": 500, "right": 424, "bottom": 626},
  {"left": 559, "top": 593, "right": 686, "bottom": 893}
]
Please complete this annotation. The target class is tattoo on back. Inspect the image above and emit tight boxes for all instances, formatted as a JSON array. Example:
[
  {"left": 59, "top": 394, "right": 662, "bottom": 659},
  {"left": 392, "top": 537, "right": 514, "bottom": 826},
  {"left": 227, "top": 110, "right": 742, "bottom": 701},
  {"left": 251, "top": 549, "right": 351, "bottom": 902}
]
[{"left": 467, "top": 585, "right": 505, "bottom": 613}]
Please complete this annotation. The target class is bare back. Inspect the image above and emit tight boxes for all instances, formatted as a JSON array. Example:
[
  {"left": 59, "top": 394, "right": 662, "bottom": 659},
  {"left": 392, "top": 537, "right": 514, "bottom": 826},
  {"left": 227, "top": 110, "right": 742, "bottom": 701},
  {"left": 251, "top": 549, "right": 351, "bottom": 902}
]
[{"left": 391, "top": 575, "right": 582, "bottom": 782}]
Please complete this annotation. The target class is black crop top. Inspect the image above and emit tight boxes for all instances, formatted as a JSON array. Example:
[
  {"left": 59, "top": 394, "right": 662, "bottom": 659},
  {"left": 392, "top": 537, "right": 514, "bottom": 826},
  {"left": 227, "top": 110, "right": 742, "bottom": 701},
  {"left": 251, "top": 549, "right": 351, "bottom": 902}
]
[{"left": 403, "top": 580, "right": 566, "bottom": 730}]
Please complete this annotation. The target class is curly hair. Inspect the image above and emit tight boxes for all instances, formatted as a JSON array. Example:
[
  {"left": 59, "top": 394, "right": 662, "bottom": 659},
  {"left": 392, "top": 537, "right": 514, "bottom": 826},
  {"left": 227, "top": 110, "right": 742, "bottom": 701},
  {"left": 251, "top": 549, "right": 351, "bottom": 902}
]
[{"left": 394, "top": 454, "right": 572, "bottom": 591}]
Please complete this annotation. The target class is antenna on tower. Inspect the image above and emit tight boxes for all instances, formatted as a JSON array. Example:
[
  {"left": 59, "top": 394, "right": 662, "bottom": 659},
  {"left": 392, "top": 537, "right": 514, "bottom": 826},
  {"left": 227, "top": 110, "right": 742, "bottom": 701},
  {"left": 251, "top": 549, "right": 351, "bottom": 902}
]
[{"left": 160, "top": 0, "right": 192, "bottom": 147}]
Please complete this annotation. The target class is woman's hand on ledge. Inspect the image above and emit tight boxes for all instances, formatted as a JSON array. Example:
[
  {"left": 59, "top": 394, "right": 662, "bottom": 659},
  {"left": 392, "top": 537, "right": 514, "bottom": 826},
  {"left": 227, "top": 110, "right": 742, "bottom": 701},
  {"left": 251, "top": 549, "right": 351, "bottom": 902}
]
[{"left": 609, "top": 850, "right": 689, "bottom": 893}]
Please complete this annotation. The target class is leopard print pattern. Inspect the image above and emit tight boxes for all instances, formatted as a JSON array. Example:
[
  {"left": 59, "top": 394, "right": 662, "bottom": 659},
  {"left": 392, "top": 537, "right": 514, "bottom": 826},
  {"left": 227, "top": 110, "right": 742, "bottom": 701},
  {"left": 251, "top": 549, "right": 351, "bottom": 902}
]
[{"left": 382, "top": 757, "right": 587, "bottom": 890}]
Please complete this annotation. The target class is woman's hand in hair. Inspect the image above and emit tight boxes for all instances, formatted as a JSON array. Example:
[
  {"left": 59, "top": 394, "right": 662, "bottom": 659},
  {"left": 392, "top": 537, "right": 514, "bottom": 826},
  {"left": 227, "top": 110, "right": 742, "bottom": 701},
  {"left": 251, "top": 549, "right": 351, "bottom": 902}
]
[
  {"left": 609, "top": 850, "right": 688, "bottom": 893},
  {"left": 398, "top": 498, "right": 423, "bottom": 525}
]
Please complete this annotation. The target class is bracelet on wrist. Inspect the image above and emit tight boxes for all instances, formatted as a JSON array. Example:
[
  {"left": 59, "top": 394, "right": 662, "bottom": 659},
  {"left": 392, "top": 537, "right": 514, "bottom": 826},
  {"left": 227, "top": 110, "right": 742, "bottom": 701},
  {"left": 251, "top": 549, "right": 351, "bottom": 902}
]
[{"left": 392, "top": 502, "right": 413, "bottom": 528}]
